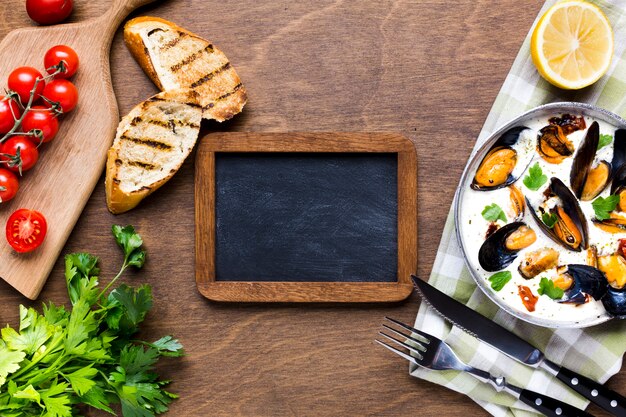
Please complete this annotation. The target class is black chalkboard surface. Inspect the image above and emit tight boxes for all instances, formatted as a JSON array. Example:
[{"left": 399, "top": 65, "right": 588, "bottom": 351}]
[
  {"left": 195, "top": 132, "right": 417, "bottom": 302},
  {"left": 214, "top": 153, "right": 398, "bottom": 282}
]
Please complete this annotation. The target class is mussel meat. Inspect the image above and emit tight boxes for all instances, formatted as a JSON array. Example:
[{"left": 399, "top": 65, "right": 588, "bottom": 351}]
[
  {"left": 593, "top": 212, "right": 626, "bottom": 234},
  {"left": 518, "top": 247, "right": 559, "bottom": 279},
  {"left": 587, "top": 245, "right": 598, "bottom": 268},
  {"left": 559, "top": 264, "right": 608, "bottom": 305},
  {"left": 508, "top": 185, "right": 525, "bottom": 220},
  {"left": 471, "top": 127, "right": 534, "bottom": 191},
  {"left": 548, "top": 114, "right": 586, "bottom": 135},
  {"left": 610, "top": 164, "right": 626, "bottom": 213},
  {"left": 527, "top": 177, "right": 588, "bottom": 251},
  {"left": 478, "top": 222, "right": 535, "bottom": 271},
  {"left": 570, "top": 122, "right": 609, "bottom": 201},
  {"left": 537, "top": 125, "right": 574, "bottom": 164},
  {"left": 598, "top": 254, "right": 626, "bottom": 289}
]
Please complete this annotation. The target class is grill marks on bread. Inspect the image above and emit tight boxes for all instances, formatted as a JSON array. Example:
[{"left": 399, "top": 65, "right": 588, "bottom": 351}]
[{"left": 124, "top": 17, "right": 247, "bottom": 122}]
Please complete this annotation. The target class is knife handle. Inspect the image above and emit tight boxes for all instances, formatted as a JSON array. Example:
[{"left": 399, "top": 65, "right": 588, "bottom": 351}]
[
  {"left": 555, "top": 365, "right": 626, "bottom": 416},
  {"left": 519, "top": 389, "right": 594, "bottom": 417}
]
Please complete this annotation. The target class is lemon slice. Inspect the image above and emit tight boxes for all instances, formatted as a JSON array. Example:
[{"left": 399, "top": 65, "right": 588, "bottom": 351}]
[{"left": 531, "top": 1, "right": 613, "bottom": 90}]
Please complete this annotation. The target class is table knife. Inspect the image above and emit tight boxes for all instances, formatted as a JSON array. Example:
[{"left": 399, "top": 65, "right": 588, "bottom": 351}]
[{"left": 412, "top": 275, "right": 626, "bottom": 417}]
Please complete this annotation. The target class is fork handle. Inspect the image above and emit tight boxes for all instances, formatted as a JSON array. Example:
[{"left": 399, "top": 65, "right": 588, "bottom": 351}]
[{"left": 519, "top": 389, "right": 594, "bottom": 417}]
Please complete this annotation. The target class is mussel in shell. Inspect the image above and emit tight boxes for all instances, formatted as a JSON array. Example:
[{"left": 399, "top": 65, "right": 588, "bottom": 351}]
[
  {"left": 559, "top": 264, "right": 607, "bottom": 305},
  {"left": 610, "top": 164, "right": 626, "bottom": 213},
  {"left": 570, "top": 122, "right": 610, "bottom": 201},
  {"left": 508, "top": 185, "right": 525, "bottom": 220},
  {"left": 518, "top": 247, "right": 559, "bottom": 279},
  {"left": 526, "top": 177, "right": 588, "bottom": 251},
  {"left": 537, "top": 125, "right": 574, "bottom": 164},
  {"left": 593, "top": 212, "right": 626, "bottom": 234},
  {"left": 549, "top": 114, "right": 586, "bottom": 135},
  {"left": 611, "top": 129, "right": 626, "bottom": 176},
  {"left": 471, "top": 127, "right": 534, "bottom": 191},
  {"left": 478, "top": 222, "right": 535, "bottom": 271},
  {"left": 603, "top": 287, "right": 626, "bottom": 318}
]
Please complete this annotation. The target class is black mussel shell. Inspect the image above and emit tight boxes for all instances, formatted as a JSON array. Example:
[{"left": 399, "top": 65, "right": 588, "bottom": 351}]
[
  {"left": 611, "top": 164, "right": 626, "bottom": 195},
  {"left": 611, "top": 129, "right": 626, "bottom": 177},
  {"left": 560, "top": 264, "right": 608, "bottom": 305},
  {"left": 570, "top": 121, "right": 599, "bottom": 199},
  {"left": 478, "top": 222, "right": 526, "bottom": 271},
  {"left": 471, "top": 127, "right": 533, "bottom": 191},
  {"left": 603, "top": 287, "right": 626, "bottom": 319},
  {"left": 526, "top": 177, "right": 588, "bottom": 252}
]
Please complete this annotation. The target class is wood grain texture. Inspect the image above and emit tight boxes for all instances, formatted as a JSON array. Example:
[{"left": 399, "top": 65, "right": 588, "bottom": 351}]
[
  {"left": 195, "top": 132, "right": 416, "bottom": 302},
  {"left": 0, "top": 0, "right": 622, "bottom": 416},
  {"left": 0, "top": 0, "right": 157, "bottom": 299}
]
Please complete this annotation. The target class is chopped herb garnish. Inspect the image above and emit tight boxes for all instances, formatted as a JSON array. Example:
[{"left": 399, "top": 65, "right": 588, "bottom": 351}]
[
  {"left": 538, "top": 277, "right": 564, "bottom": 300},
  {"left": 592, "top": 194, "right": 620, "bottom": 220},
  {"left": 482, "top": 203, "right": 506, "bottom": 223},
  {"left": 523, "top": 162, "right": 548, "bottom": 191},
  {"left": 598, "top": 133, "right": 613, "bottom": 150},
  {"left": 541, "top": 212, "right": 558, "bottom": 228},
  {"left": 488, "top": 271, "right": 512, "bottom": 291}
]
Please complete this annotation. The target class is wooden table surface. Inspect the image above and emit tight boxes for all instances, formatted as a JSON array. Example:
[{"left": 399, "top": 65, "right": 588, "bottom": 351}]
[{"left": 0, "top": 0, "right": 622, "bottom": 416}]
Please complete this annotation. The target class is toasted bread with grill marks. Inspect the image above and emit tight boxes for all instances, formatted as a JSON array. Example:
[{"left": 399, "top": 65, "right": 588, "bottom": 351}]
[
  {"left": 105, "top": 89, "right": 202, "bottom": 214},
  {"left": 124, "top": 16, "right": 247, "bottom": 122}
]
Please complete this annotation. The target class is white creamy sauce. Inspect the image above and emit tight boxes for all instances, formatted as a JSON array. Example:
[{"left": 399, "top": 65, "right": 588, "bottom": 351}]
[{"left": 461, "top": 116, "right": 623, "bottom": 324}]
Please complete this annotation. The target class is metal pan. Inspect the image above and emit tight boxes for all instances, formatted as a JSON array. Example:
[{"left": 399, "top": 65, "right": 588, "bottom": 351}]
[{"left": 454, "top": 102, "right": 626, "bottom": 328}]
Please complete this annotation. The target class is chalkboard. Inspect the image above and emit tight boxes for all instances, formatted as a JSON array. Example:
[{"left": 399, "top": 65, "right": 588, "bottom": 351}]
[
  {"left": 214, "top": 153, "right": 398, "bottom": 282},
  {"left": 195, "top": 132, "right": 417, "bottom": 302}
]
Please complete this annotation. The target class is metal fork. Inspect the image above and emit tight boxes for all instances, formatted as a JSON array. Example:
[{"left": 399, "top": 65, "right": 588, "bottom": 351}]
[{"left": 377, "top": 317, "right": 594, "bottom": 417}]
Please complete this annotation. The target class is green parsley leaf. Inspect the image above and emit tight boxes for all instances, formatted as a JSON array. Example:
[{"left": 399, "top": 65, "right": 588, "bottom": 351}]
[
  {"left": 65, "top": 366, "right": 97, "bottom": 396},
  {"left": 149, "top": 336, "right": 185, "bottom": 357},
  {"left": 12, "top": 384, "right": 40, "bottom": 404},
  {"left": 107, "top": 284, "right": 153, "bottom": 339},
  {"left": 542, "top": 212, "right": 558, "bottom": 228},
  {"left": 481, "top": 203, "right": 507, "bottom": 223},
  {"left": 537, "top": 277, "right": 564, "bottom": 299},
  {"left": 112, "top": 225, "right": 147, "bottom": 269},
  {"left": 592, "top": 194, "right": 620, "bottom": 220},
  {"left": 0, "top": 345, "right": 25, "bottom": 386},
  {"left": 598, "top": 133, "right": 613, "bottom": 150},
  {"left": 523, "top": 162, "right": 548, "bottom": 191},
  {"left": 488, "top": 271, "right": 512, "bottom": 291}
]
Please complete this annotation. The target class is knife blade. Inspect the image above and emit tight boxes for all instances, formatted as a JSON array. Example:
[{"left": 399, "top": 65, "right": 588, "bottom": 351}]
[{"left": 412, "top": 275, "right": 626, "bottom": 417}]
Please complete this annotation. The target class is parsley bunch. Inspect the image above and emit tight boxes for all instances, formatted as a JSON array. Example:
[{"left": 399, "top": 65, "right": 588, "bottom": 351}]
[{"left": 0, "top": 225, "right": 183, "bottom": 417}]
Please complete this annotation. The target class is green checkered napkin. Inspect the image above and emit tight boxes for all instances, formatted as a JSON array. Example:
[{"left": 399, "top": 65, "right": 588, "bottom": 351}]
[{"left": 411, "top": 0, "right": 626, "bottom": 415}]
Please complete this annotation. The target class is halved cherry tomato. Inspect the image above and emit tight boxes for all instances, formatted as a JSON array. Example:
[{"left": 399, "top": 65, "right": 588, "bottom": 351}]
[
  {"left": 0, "top": 96, "right": 21, "bottom": 134},
  {"left": 518, "top": 285, "right": 538, "bottom": 312},
  {"left": 44, "top": 45, "right": 79, "bottom": 78},
  {"left": 1, "top": 136, "right": 39, "bottom": 173},
  {"left": 619, "top": 239, "right": 626, "bottom": 259},
  {"left": 0, "top": 168, "right": 18, "bottom": 202},
  {"left": 8, "top": 67, "right": 45, "bottom": 105},
  {"left": 42, "top": 79, "right": 78, "bottom": 113},
  {"left": 26, "top": 0, "right": 73, "bottom": 25},
  {"left": 6, "top": 209, "right": 47, "bottom": 253},
  {"left": 21, "top": 106, "right": 59, "bottom": 144}
]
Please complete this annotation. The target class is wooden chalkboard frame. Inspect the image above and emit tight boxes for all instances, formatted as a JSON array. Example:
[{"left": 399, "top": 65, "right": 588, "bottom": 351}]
[{"left": 195, "top": 132, "right": 417, "bottom": 302}]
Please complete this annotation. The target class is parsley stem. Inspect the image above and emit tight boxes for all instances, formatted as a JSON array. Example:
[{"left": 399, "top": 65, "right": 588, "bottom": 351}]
[{"left": 96, "top": 262, "right": 129, "bottom": 300}]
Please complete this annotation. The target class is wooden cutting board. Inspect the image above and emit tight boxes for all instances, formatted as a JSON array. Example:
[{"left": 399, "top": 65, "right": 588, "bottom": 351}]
[{"left": 0, "top": 0, "right": 158, "bottom": 299}]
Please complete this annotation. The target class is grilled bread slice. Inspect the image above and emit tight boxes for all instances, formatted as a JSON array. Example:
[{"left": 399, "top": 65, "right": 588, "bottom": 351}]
[
  {"left": 105, "top": 89, "right": 202, "bottom": 214},
  {"left": 124, "top": 16, "right": 246, "bottom": 122}
]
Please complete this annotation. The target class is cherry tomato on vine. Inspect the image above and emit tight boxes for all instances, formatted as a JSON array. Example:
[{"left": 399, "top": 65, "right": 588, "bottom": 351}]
[
  {"left": 5, "top": 209, "right": 47, "bottom": 253},
  {"left": 42, "top": 79, "right": 78, "bottom": 113},
  {"left": 44, "top": 45, "right": 79, "bottom": 78},
  {"left": 1, "top": 136, "right": 39, "bottom": 173},
  {"left": 26, "top": 0, "right": 73, "bottom": 25},
  {"left": 0, "top": 169, "right": 19, "bottom": 202},
  {"left": 21, "top": 106, "right": 59, "bottom": 144},
  {"left": 8, "top": 67, "right": 45, "bottom": 105},
  {"left": 0, "top": 96, "right": 21, "bottom": 134}
]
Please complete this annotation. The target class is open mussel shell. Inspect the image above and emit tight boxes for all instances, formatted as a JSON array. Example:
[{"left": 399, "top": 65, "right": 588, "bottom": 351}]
[
  {"left": 559, "top": 264, "right": 608, "bottom": 305},
  {"left": 603, "top": 287, "right": 626, "bottom": 318},
  {"left": 478, "top": 222, "right": 527, "bottom": 271},
  {"left": 611, "top": 129, "right": 626, "bottom": 176},
  {"left": 570, "top": 121, "right": 603, "bottom": 200},
  {"left": 526, "top": 177, "right": 588, "bottom": 252},
  {"left": 537, "top": 124, "right": 574, "bottom": 164},
  {"left": 471, "top": 126, "right": 533, "bottom": 191}
]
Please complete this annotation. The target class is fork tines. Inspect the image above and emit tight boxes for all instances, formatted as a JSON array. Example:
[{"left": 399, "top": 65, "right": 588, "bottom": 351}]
[{"left": 376, "top": 317, "right": 430, "bottom": 363}]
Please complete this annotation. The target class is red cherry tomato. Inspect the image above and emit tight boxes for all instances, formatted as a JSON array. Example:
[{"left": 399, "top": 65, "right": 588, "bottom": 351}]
[
  {"left": 26, "top": 0, "right": 73, "bottom": 25},
  {"left": 0, "top": 168, "right": 18, "bottom": 202},
  {"left": 6, "top": 209, "right": 47, "bottom": 253},
  {"left": 8, "top": 67, "right": 45, "bottom": 105},
  {"left": 42, "top": 79, "right": 78, "bottom": 113},
  {"left": 0, "top": 96, "right": 21, "bottom": 134},
  {"left": 21, "top": 106, "right": 59, "bottom": 144},
  {"left": 44, "top": 45, "right": 79, "bottom": 78},
  {"left": 1, "top": 136, "right": 39, "bottom": 173}
]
